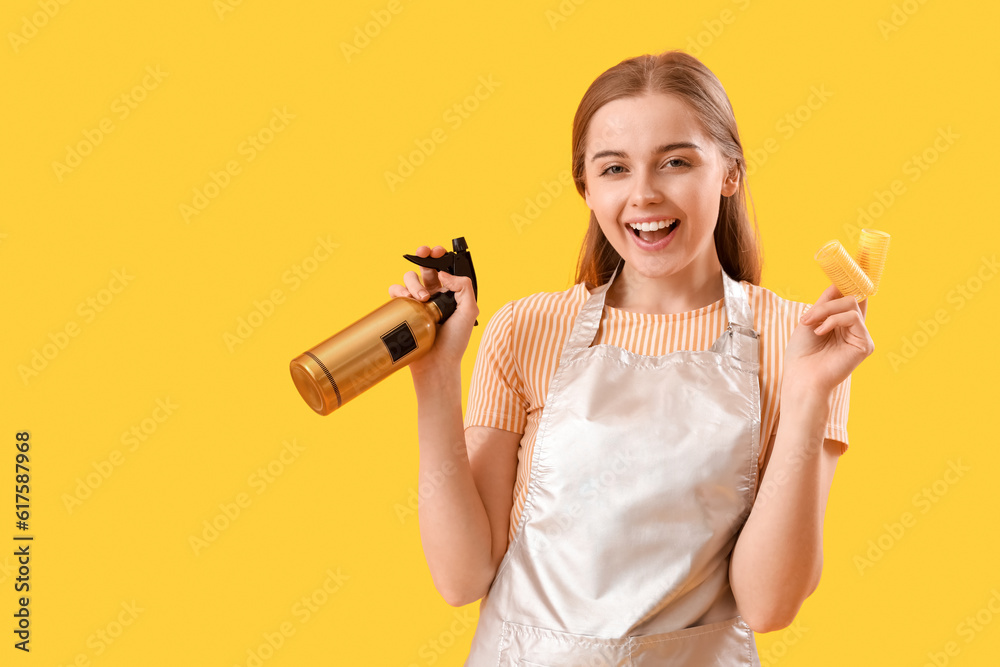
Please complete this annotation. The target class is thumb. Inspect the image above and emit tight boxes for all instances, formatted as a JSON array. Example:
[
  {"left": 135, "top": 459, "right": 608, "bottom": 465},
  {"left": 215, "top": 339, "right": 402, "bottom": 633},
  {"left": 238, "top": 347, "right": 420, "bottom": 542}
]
[
  {"left": 436, "top": 271, "right": 472, "bottom": 295},
  {"left": 435, "top": 272, "right": 479, "bottom": 318}
]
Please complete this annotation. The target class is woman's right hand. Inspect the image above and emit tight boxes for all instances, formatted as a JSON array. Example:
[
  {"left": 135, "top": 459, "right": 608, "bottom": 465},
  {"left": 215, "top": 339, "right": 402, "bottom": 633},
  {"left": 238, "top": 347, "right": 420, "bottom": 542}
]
[{"left": 388, "top": 244, "right": 480, "bottom": 378}]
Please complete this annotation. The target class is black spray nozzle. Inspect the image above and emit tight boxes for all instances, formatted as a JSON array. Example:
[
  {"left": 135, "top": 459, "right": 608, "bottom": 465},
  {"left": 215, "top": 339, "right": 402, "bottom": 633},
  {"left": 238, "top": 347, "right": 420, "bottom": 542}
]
[{"left": 403, "top": 237, "right": 478, "bottom": 325}]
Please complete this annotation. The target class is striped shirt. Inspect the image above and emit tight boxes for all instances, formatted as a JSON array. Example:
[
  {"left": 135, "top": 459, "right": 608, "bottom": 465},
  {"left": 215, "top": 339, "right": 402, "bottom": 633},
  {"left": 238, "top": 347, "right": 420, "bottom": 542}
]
[{"left": 464, "top": 280, "right": 851, "bottom": 544}]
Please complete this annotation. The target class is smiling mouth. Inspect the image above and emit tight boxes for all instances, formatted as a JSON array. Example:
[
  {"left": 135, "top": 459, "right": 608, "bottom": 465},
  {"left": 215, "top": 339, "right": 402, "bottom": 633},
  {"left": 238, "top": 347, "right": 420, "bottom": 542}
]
[{"left": 628, "top": 219, "right": 679, "bottom": 243}]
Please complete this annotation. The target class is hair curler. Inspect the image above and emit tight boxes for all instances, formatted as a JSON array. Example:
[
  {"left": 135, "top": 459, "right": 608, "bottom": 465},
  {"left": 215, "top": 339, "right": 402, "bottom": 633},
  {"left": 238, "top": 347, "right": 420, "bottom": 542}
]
[
  {"left": 815, "top": 240, "right": 875, "bottom": 302},
  {"left": 813, "top": 228, "right": 890, "bottom": 301},
  {"left": 289, "top": 238, "right": 478, "bottom": 416},
  {"left": 815, "top": 229, "right": 889, "bottom": 301},
  {"left": 855, "top": 228, "right": 890, "bottom": 295}
]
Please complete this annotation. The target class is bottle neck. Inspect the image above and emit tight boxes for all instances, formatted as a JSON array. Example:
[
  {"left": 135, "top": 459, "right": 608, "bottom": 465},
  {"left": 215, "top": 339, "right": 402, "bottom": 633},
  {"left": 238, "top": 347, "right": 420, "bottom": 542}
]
[
  {"left": 426, "top": 298, "right": 444, "bottom": 324},
  {"left": 427, "top": 292, "right": 456, "bottom": 324}
]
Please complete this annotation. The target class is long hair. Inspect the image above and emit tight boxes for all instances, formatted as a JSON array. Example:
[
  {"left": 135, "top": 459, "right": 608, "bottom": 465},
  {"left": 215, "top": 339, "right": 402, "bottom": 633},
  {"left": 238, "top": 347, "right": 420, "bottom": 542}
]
[{"left": 572, "top": 50, "right": 762, "bottom": 288}]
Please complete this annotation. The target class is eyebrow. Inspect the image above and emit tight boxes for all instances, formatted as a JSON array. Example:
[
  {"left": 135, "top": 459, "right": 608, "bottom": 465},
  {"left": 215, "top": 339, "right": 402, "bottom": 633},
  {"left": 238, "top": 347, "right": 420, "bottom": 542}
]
[{"left": 589, "top": 142, "right": 703, "bottom": 162}]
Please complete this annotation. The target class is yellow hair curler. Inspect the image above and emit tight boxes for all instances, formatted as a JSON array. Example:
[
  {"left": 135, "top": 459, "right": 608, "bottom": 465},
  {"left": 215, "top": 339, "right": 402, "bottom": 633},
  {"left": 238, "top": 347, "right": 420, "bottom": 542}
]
[
  {"left": 815, "top": 240, "right": 875, "bottom": 302},
  {"left": 856, "top": 228, "right": 891, "bottom": 295}
]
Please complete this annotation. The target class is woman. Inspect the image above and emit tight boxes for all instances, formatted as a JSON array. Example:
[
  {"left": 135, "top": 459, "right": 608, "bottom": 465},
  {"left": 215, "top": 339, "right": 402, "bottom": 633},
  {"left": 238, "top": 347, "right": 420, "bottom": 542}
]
[{"left": 389, "top": 50, "right": 873, "bottom": 666}]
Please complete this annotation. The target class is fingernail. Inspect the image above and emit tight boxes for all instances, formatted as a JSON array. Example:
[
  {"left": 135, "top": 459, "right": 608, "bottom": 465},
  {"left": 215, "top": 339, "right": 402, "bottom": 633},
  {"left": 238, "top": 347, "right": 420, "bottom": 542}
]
[{"left": 419, "top": 290, "right": 429, "bottom": 299}]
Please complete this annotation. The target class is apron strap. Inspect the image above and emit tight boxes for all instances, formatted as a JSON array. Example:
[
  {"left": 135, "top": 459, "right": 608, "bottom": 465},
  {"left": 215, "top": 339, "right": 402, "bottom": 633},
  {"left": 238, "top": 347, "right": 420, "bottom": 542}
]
[
  {"left": 717, "top": 269, "right": 759, "bottom": 365},
  {"left": 561, "top": 258, "right": 622, "bottom": 356}
]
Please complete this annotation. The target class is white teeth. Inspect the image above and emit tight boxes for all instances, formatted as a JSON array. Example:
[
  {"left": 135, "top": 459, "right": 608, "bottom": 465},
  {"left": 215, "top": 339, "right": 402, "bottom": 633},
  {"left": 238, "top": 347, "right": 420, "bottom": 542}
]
[{"left": 628, "top": 219, "right": 677, "bottom": 232}]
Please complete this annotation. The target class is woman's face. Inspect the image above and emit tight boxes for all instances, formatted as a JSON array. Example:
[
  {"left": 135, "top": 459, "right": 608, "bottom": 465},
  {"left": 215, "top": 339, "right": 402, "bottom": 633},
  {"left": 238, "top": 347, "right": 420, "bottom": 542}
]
[{"left": 583, "top": 93, "right": 738, "bottom": 287}]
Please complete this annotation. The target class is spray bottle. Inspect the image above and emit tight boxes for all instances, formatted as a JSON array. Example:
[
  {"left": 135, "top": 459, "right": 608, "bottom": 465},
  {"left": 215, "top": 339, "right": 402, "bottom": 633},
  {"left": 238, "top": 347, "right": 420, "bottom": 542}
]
[{"left": 289, "top": 237, "right": 478, "bottom": 415}]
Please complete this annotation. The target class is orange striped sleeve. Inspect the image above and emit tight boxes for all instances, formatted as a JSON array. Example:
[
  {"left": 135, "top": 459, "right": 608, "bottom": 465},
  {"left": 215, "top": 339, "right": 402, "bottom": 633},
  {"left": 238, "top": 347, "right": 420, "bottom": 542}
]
[
  {"left": 781, "top": 297, "right": 852, "bottom": 455},
  {"left": 750, "top": 288, "right": 851, "bottom": 469},
  {"left": 464, "top": 300, "right": 528, "bottom": 434}
]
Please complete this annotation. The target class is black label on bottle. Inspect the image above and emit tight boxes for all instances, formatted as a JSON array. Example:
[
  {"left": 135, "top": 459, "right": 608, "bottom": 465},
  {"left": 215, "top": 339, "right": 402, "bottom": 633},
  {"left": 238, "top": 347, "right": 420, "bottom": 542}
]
[{"left": 382, "top": 321, "right": 418, "bottom": 363}]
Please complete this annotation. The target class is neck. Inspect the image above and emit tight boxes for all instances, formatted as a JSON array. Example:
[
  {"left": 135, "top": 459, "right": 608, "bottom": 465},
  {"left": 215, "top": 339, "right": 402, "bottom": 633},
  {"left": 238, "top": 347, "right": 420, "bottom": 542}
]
[{"left": 605, "top": 256, "right": 725, "bottom": 314}]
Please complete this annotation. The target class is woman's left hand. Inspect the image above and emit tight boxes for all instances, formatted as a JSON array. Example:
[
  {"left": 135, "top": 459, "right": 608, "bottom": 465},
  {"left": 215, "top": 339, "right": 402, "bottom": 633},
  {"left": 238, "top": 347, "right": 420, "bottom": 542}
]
[{"left": 783, "top": 284, "right": 876, "bottom": 396}]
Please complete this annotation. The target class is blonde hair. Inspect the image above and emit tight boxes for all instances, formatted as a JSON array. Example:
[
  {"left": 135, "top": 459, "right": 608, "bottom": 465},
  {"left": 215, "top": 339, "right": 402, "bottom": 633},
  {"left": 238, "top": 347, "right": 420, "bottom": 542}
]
[{"left": 572, "top": 50, "right": 762, "bottom": 288}]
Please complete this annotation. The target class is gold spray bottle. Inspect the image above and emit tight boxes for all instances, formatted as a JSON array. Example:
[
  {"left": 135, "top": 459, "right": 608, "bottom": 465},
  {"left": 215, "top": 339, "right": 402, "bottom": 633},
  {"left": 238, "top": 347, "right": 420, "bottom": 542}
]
[{"left": 289, "top": 237, "right": 478, "bottom": 415}]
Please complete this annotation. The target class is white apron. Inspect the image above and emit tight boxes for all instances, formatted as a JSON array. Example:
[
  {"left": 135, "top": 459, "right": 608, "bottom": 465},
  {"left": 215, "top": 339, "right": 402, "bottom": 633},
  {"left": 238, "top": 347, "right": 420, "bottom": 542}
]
[{"left": 465, "top": 264, "right": 763, "bottom": 666}]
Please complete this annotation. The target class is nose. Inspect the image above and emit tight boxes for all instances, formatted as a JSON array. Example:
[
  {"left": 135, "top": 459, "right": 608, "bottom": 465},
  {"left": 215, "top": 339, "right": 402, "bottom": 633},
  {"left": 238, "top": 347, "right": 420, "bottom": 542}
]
[{"left": 629, "top": 168, "right": 663, "bottom": 207}]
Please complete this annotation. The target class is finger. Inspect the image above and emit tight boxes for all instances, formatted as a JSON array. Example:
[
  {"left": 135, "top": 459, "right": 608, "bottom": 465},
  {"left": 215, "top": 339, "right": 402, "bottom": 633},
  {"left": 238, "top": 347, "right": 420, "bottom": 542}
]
[
  {"left": 814, "top": 284, "right": 845, "bottom": 306},
  {"left": 437, "top": 272, "right": 479, "bottom": 306},
  {"left": 800, "top": 285, "right": 838, "bottom": 322},
  {"left": 812, "top": 309, "right": 865, "bottom": 337},
  {"left": 402, "top": 270, "right": 430, "bottom": 300},
  {"left": 436, "top": 272, "right": 480, "bottom": 319},
  {"left": 858, "top": 296, "right": 869, "bottom": 320},
  {"left": 419, "top": 245, "right": 448, "bottom": 291},
  {"left": 388, "top": 283, "right": 408, "bottom": 298},
  {"left": 421, "top": 268, "right": 441, "bottom": 293},
  {"left": 814, "top": 310, "right": 875, "bottom": 355},
  {"left": 437, "top": 271, "right": 472, "bottom": 294},
  {"left": 801, "top": 291, "right": 860, "bottom": 325}
]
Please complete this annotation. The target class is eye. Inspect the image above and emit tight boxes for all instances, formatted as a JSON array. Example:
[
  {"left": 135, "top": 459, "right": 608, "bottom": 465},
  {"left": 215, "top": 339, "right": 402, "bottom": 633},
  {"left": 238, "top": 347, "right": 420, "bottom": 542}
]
[
  {"left": 599, "top": 164, "right": 626, "bottom": 176},
  {"left": 664, "top": 157, "right": 690, "bottom": 168}
]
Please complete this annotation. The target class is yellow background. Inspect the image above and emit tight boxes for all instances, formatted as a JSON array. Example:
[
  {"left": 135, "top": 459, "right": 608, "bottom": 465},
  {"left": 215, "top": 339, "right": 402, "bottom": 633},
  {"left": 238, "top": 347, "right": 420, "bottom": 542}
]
[{"left": 2, "top": 0, "right": 998, "bottom": 664}]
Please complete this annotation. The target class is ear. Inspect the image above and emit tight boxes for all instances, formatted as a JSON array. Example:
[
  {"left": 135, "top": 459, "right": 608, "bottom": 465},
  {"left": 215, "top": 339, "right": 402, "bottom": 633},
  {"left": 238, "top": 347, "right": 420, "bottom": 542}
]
[
  {"left": 584, "top": 182, "right": 592, "bottom": 209},
  {"left": 721, "top": 160, "right": 740, "bottom": 197}
]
